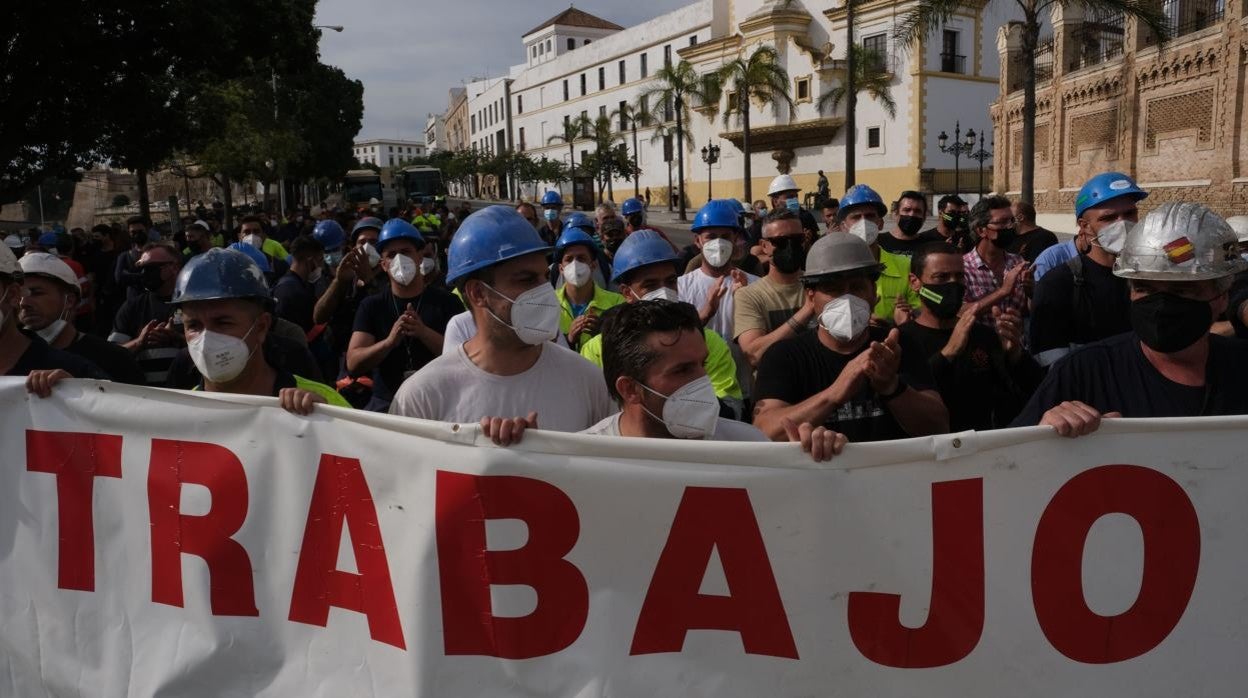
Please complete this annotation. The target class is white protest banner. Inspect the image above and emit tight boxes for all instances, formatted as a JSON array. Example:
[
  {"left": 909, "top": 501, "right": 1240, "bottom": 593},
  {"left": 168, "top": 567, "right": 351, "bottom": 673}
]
[{"left": 0, "top": 377, "right": 1242, "bottom": 696}]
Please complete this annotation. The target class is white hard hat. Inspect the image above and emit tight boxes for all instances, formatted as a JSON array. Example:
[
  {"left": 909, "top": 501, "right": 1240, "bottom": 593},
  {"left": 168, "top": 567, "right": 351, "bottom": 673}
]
[
  {"left": 368, "top": 197, "right": 381, "bottom": 205},
  {"left": 1226, "top": 215, "right": 1248, "bottom": 244},
  {"left": 768, "top": 174, "right": 800, "bottom": 196},
  {"left": 0, "top": 242, "right": 19, "bottom": 277},
  {"left": 3, "top": 234, "right": 23, "bottom": 250},
  {"left": 1114, "top": 203, "right": 1246, "bottom": 281},
  {"left": 19, "top": 252, "right": 79, "bottom": 291}
]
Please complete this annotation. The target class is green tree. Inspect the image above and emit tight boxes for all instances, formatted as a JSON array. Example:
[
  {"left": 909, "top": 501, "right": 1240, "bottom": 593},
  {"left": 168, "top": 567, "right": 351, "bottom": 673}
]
[
  {"left": 718, "top": 45, "right": 793, "bottom": 203},
  {"left": 618, "top": 100, "right": 655, "bottom": 199},
  {"left": 894, "top": 0, "right": 1167, "bottom": 201},
  {"left": 818, "top": 42, "right": 897, "bottom": 187},
  {"left": 638, "top": 60, "right": 722, "bottom": 220},
  {"left": 285, "top": 64, "right": 365, "bottom": 189},
  {"left": 546, "top": 114, "right": 591, "bottom": 199}
]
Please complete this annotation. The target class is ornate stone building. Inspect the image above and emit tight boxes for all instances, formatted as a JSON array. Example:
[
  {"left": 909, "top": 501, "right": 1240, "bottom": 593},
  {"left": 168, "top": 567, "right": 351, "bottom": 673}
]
[{"left": 992, "top": 0, "right": 1248, "bottom": 224}]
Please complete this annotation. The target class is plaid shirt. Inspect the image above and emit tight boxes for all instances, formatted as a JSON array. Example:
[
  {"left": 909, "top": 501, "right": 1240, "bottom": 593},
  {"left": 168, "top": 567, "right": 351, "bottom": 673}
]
[{"left": 963, "top": 247, "right": 1028, "bottom": 325}]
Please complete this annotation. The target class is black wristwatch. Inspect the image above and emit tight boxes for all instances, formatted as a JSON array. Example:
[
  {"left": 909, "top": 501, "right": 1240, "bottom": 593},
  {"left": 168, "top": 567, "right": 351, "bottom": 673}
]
[{"left": 878, "top": 379, "right": 908, "bottom": 403}]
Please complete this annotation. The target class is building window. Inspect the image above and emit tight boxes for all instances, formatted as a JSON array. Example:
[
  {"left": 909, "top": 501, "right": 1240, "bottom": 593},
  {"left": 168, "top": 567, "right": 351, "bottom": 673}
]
[
  {"left": 564, "top": 114, "right": 571, "bottom": 131},
  {"left": 581, "top": 110, "right": 589, "bottom": 136},
  {"left": 663, "top": 96, "right": 673, "bottom": 122},
  {"left": 567, "top": 37, "right": 575, "bottom": 50},
  {"left": 584, "top": 39, "right": 591, "bottom": 45},
  {"left": 580, "top": 73, "right": 586, "bottom": 96},
  {"left": 539, "top": 43, "right": 544, "bottom": 56},
  {"left": 664, "top": 45, "right": 672, "bottom": 67},
  {"left": 598, "top": 67, "right": 605, "bottom": 90},
  {"left": 618, "top": 59, "right": 626, "bottom": 84},
  {"left": 941, "top": 30, "right": 965, "bottom": 73},
  {"left": 389, "top": 145, "right": 393, "bottom": 152},
  {"left": 795, "top": 76, "right": 811, "bottom": 102},
  {"left": 619, "top": 101, "right": 628, "bottom": 130},
  {"left": 640, "top": 53, "right": 648, "bottom": 78},
  {"left": 599, "top": 105, "right": 607, "bottom": 122},
  {"left": 517, "top": 94, "right": 523, "bottom": 114},
  {"left": 471, "top": 115, "right": 476, "bottom": 132},
  {"left": 519, "top": 127, "right": 526, "bottom": 151},
  {"left": 546, "top": 39, "right": 551, "bottom": 52},
  {"left": 563, "top": 79, "right": 569, "bottom": 101},
  {"left": 867, "top": 127, "right": 882, "bottom": 149},
  {"left": 689, "top": 35, "right": 698, "bottom": 46},
  {"left": 863, "top": 33, "right": 889, "bottom": 72}
]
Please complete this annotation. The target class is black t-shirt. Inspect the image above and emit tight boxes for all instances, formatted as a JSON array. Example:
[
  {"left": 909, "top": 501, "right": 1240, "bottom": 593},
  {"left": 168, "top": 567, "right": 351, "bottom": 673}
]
[
  {"left": 898, "top": 321, "right": 1043, "bottom": 431},
  {"left": 1029, "top": 255, "right": 1131, "bottom": 358},
  {"left": 1008, "top": 227, "right": 1059, "bottom": 263},
  {"left": 67, "top": 332, "right": 144, "bottom": 384},
  {"left": 753, "top": 325, "right": 934, "bottom": 442},
  {"left": 917, "top": 227, "right": 973, "bottom": 253},
  {"left": 1010, "top": 332, "right": 1248, "bottom": 425},
  {"left": 876, "top": 232, "right": 928, "bottom": 256},
  {"left": 111, "top": 291, "right": 180, "bottom": 386},
  {"left": 7, "top": 330, "right": 108, "bottom": 378},
  {"left": 351, "top": 286, "right": 463, "bottom": 401},
  {"left": 1227, "top": 269, "right": 1248, "bottom": 338},
  {"left": 273, "top": 271, "right": 317, "bottom": 333}
]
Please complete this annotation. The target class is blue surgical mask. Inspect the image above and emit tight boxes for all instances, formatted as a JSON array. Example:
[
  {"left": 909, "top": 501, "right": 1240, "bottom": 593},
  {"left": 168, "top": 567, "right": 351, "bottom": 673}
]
[
  {"left": 544, "top": 209, "right": 559, "bottom": 222},
  {"left": 785, "top": 198, "right": 801, "bottom": 213}
]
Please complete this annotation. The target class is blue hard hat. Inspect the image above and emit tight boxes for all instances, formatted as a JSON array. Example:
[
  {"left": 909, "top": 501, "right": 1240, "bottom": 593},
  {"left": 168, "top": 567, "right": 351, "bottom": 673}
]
[
  {"left": 173, "top": 248, "right": 271, "bottom": 306},
  {"left": 228, "top": 242, "right": 272, "bottom": 272},
  {"left": 1075, "top": 172, "right": 1148, "bottom": 218},
  {"left": 540, "top": 191, "right": 564, "bottom": 207},
  {"left": 352, "top": 216, "right": 384, "bottom": 236},
  {"left": 554, "top": 227, "right": 598, "bottom": 257},
  {"left": 621, "top": 197, "right": 645, "bottom": 216},
  {"left": 691, "top": 199, "right": 742, "bottom": 232},
  {"left": 837, "top": 184, "right": 888, "bottom": 220},
  {"left": 446, "top": 205, "right": 552, "bottom": 284},
  {"left": 312, "top": 220, "right": 345, "bottom": 251},
  {"left": 611, "top": 229, "right": 679, "bottom": 282},
  {"left": 377, "top": 218, "right": 425, "bottom": 254},
  {"left": 38, "top": 231, "right": 59, "bottom": 248},
  {"left": 564, "top": 211, "right": 595, "bottom": 233}
]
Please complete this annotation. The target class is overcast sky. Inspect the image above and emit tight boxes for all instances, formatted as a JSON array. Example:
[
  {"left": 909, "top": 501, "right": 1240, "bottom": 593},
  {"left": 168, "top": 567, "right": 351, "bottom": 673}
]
[{"left": 314, "top": 0, "right": 693, "bottom": 142}]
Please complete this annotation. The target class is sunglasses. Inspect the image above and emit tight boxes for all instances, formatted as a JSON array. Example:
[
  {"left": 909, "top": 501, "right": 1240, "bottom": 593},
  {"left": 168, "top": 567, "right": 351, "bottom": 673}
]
[{"left": 766, "top": 235, "right": 805, "bottom": 248}]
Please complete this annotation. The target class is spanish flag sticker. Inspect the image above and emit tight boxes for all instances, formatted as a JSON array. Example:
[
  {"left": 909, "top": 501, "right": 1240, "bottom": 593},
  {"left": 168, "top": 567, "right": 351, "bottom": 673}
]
[{"left": 1164, "top": 236, "right": 1195, "bottom": 264}]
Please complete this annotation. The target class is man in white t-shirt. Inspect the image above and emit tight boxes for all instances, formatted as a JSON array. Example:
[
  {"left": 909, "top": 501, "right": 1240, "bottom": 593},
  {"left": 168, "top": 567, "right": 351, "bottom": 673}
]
[
  {"left": 678, "top": 199, "right": 758, "bottom": 398},
  {"left": 390, "top": 206, "right": 612, "bottom": 442},
  {"left": 582, "top": 299, "right": 846, "bottom": 461}
]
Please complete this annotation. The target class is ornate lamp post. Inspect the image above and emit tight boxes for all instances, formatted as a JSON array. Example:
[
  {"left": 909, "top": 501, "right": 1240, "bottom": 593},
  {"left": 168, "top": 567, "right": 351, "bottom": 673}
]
[
  {"left": 700, "top": 140, "right": 721, "bottom": 202},
  {"left": 937, "top": 121, "right": 976, "bottom": 197},
  {"left": 968, "top": 131, "right": 994, "bottom": 198}
]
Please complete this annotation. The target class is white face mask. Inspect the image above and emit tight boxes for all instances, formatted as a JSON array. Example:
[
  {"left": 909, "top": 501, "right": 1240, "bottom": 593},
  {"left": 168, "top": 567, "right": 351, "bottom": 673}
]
[
  {"left": 562, "top": 260, "right": 592, "bottom": 287},
  {"left": 188, "top": 323, "right": 257, "bottom": 384},
  {"left": 848, "top": 219, "right": 881, "bottom": 246},
  {"left": 306, "top": 266, "right": 323, "bottom": 285},
  {"left": 640, "top": 287, "right": 679, "bottom": 303},
  {"left": 1092, "top": 219, "right": 1132, "bottom": 256},
  {"left": 702, "top": 238, "right": 733, "bottom": 268},
  {"left": 483, "top": 282, "right": 561, "bottom": 345},
  {"left": 362, "top": 242, "right": 381, "bottom": 268},
  {"left": 388, "top": 253, "right": 418, "bottom": 285},
  {"left": 819, "top": 294, "right": 872, "bottom": 342},
  {"left": 639, "top": 375, "right": 719, "bottom": 439},
  {"left": 242, "top": 234, "right": 264, "bottom": 250},
  {"left": 32, "top": 293, "right": 70, "bottom": 343},
  {"left": 420, "top": 256, "right": 437, "bottom": 277}
]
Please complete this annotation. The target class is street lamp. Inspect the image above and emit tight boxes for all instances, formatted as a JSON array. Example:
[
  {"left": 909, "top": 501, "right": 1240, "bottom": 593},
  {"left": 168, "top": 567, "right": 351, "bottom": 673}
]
[
  {"left": 315, "top": 25, "right": 345, "bottom": 32},
  {"left": 700, "top": 140, "right": 720, "bottom": 202},
  {"left": 968, "top": 131, "right": 994, "bottom": 198},
  {"left": 937, "top": 121, "right": 976, "bottom": 197}
]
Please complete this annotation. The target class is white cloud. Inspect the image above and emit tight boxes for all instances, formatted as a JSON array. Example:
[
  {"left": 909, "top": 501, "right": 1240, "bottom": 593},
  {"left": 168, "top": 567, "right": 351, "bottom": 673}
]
[{"left": 315, "top": 0, "right": 693, "bottom": 141}]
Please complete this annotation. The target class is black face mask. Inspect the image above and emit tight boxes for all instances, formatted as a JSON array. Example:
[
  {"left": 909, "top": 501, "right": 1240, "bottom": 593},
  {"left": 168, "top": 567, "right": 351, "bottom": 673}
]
[
  {"left": 897, "top": 215, "right": 924, "bottom": 237},
  {"left": 140, "top": 264, "right": 166, "bottom": 292},
  {"left": 131, "top": 232, "right": 148, "bottom": 248},
  {"left": 770, "top": 237, "right": 808, "bottom": 274},
  {"left": 1130, "top": 292, "right": 1213, "bottom": 353},
  {"left": 991, "top": 228, "right": 1018, "bottom": 249},
  {"left": 943, "top": 213, "right": 968, "bottom": 230},
  {"left": 603, "top": 238, "right": 623, "bottom": 255},
  {"left": 918, "top": 282, "right": 965, "bottom": 320}
]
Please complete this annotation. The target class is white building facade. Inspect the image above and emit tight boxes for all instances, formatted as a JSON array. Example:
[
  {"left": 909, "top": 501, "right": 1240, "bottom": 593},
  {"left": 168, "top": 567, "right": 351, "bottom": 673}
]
[
  {"left": 452, "top": 0, "right": 1018, "bottom": 207},
  {"left": 352, "top": 139, "right": 427, "bottom": 169},
  {"left": 424, "top": 113, "right": 447, "bottom": 153}
]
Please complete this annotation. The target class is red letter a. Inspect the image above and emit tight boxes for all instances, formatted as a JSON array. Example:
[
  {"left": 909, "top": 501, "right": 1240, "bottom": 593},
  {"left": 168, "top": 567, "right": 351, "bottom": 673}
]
[
  {"left": 26, "top": 430, "right": 123, "bottom": 591},
  {"left": 848, "top": 478, "right": 984, "bottom": 668},
  {"left": 1032, "top": 465, "right": 1199, "bottom": 663},
  {"left": 148, "top": 439, "right": 257, "bottom": 616},
  {"left": 435, "top": 471, "right": 587, "bottom": 659},
  {"left": 289, "top": 454, "right": 405, "bottom": 649},
  {"left": 630, "top": 487, "right": 798, "bottom": 658}
]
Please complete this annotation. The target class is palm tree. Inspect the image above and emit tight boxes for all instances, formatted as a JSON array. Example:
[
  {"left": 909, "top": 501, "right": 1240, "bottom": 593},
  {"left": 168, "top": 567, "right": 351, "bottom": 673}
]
[
  {"left": 638, "top": 60, "right": 722, "bottom": 221},
  {"left": 818, "top": 44, "right": 898, "bottom": 171},
  {"left": 547, "top": 114, "right": 591, "bottom": 199},
  {"left": 718, "top": 45, "right": 793, "bottom": 204},
  {"left": 894, "top": 0, "right": 1167, "bottom": 202},
  {"left": 618, "top": 101, "right": 656, "bottom": 199},
  {"left": 588, "top": 114, "right": 623, "bottom": 202}
]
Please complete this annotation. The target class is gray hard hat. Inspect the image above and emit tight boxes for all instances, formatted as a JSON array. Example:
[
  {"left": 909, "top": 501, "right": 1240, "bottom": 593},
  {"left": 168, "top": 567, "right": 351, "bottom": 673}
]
[
  {"left": 1113, "top": 202, "right": 1247, "bottom": 281},
  {"left": 802, "top": 231, "right": 884, "bottom": 279}
]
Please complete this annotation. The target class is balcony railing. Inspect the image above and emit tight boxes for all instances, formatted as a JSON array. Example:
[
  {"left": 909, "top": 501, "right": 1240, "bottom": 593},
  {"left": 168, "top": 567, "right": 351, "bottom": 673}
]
[
  {"left": 1069, "top": 15, "right": 1125, "bottom": 70},
  {"left": 1145, "top": 0, "right": 1225, "bottom": 45},
  {"left": 940, "top": 52, "right": 966, "bottom": 74}
]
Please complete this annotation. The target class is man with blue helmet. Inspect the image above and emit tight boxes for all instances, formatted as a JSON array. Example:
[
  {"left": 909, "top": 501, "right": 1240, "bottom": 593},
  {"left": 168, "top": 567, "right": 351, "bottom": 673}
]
[
  {"left": 1030, "top": 172, "right": 1146, "bottom": 367},
  {"left": 679, "top": 200, "right": 757, "bottom": 343},
  {"left": 554, "top": 227, "right": 624, "bottom": 350},
  {"left": 389, "top": 205, "right": 612, "bottom": 443},
  {"left": 539, "top": 190, "right": 565, "bottom": 240},
  {"left": 837, "top": 184, "right": 922, "bottom": 325}
]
